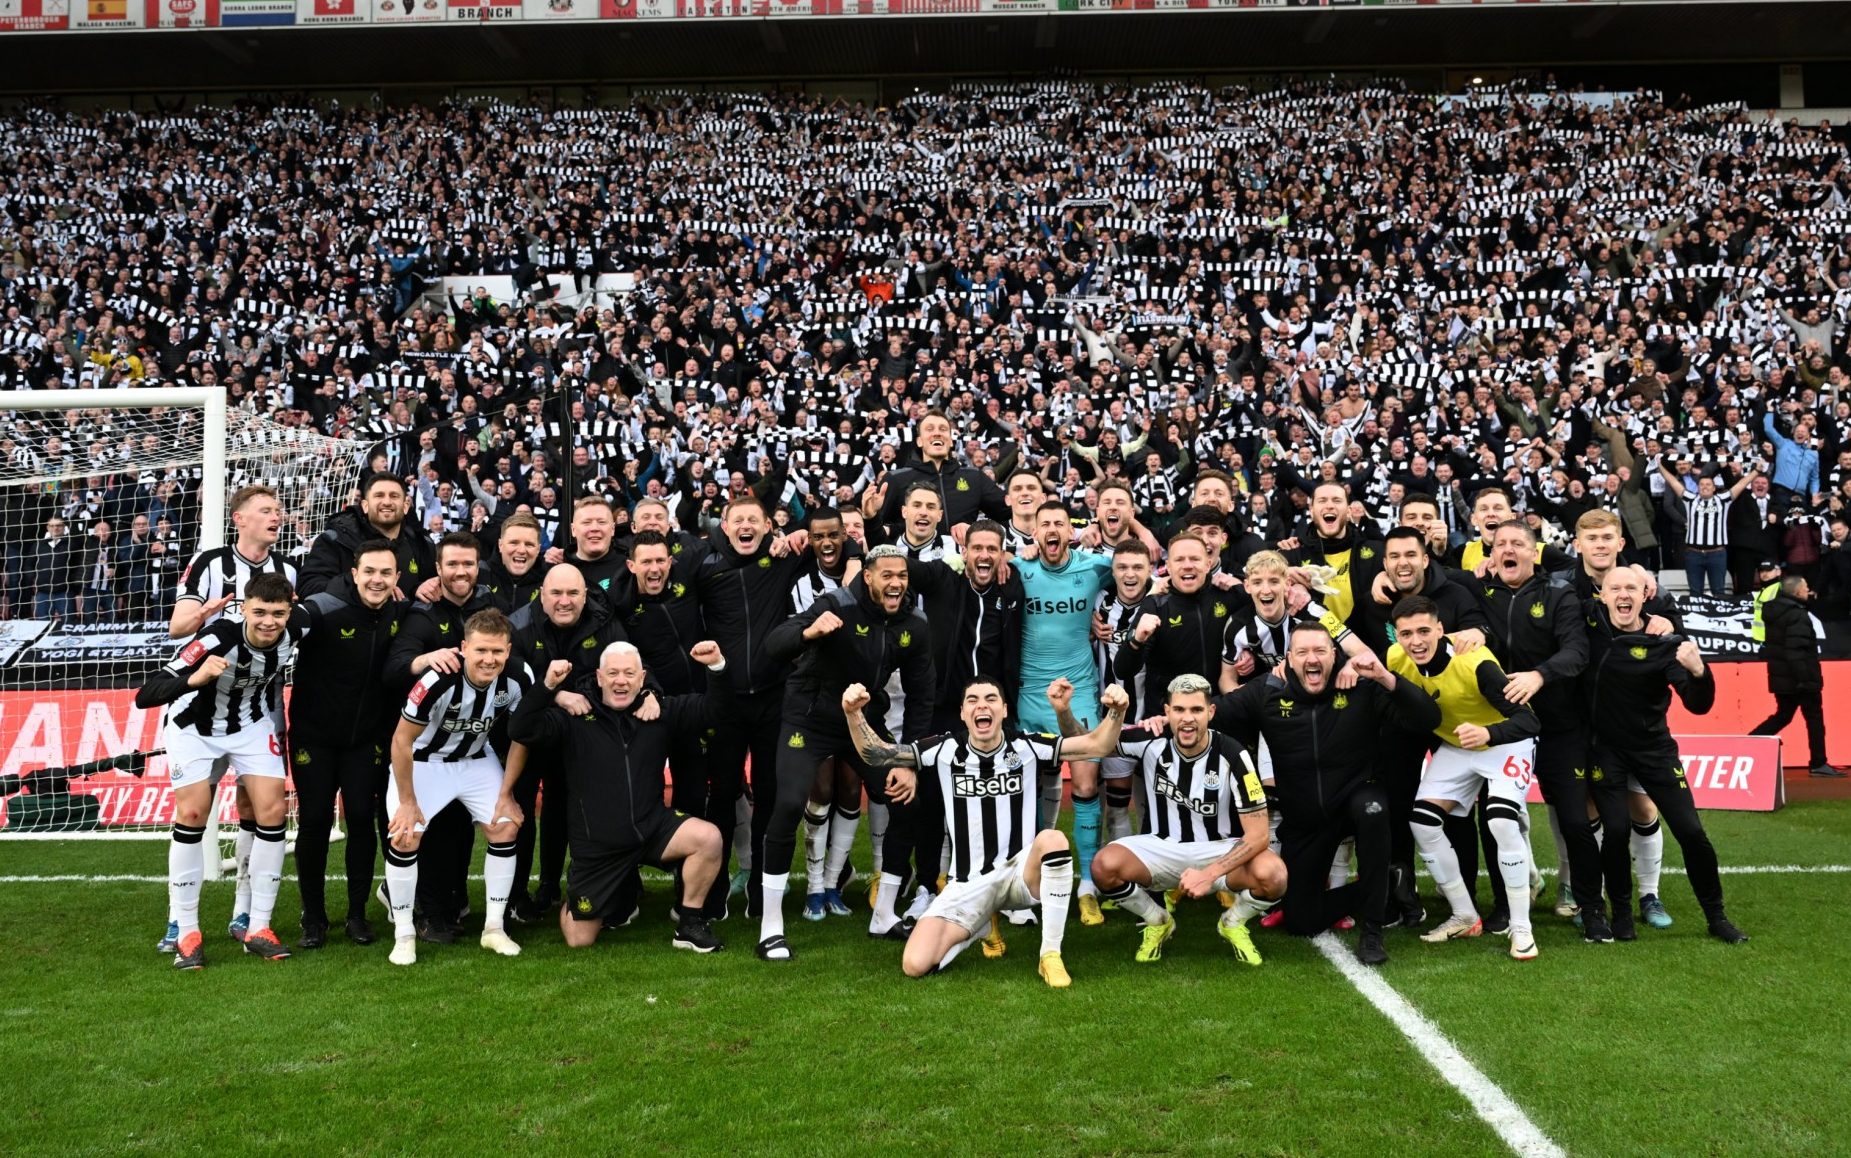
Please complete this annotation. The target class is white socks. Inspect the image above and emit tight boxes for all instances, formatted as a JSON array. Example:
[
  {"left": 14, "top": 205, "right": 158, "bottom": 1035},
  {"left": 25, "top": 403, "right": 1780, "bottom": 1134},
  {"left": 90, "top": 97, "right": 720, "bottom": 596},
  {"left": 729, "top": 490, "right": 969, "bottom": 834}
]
[
  {"left": 169, "top": 824, "right": 207, "bottom": 936},
  {"left": 1231, "top": 888, "right": 1276, "bottom": 924},
  {"left": 1632, "top": 819, "right": 1665, "bottom": 897},
  {"left": 825, "top": 806, "right": 859, "bottom": 890},
  {"left": 1037, "top": 851, "right": 1074, "bottom": 956},
  {"left": 1412, "top": 805, "right": 1476, "bottom": 919},
  {"left": 759, "top": 871, "right": 789, "bottom": 945},
  {"left": 1328, "top": 837, "right": 1354, "bottom": 890},
  {"left": 803, "top": 803, "right": 830, "bottom": 893},
  {"left": 385, "top": 849, "right": 419, "bottom": 939},
  {"left": 248, "top": 823, "right": 287, "bottom": 933},
  {"left": 873, "top": 872, "right": 903, "bottom": 929},
  {"left": 1487, "top": 805, "right": 1533, "bottom": 936},
  {"left": 234, "top": 819, "right": 255, "bottom": 916},
  {"left": 867, "top": 801, "right": 888, "bottom": 876},
  {"left": 484, "top": 840, "right": 517, "bottom": 931}
]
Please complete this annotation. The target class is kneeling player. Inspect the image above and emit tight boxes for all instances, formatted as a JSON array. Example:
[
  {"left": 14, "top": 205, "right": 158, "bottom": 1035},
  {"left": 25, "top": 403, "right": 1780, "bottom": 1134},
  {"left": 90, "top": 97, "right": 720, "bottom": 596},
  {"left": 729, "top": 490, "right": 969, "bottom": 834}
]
[
  {"left": 1387, "top": 596, "right": 1543, "bottom": 959},
  {"left": 843, "top": 677, "right": 1130, "bottom": 987},
  {"left": 1087, "top": 675, "right": 1285, "bottom": 966},
  {"left": 384, "top": 610, "right": 532, "bottom": 966},
  {"left": 136, "top": 573, "right": 308, "bottom": 970}
]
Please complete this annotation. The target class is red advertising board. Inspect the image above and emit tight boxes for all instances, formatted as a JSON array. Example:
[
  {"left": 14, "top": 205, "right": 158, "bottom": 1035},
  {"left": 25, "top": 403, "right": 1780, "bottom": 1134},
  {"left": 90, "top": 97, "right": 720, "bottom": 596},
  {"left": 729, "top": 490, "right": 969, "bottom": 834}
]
[{"left": 1523, "top": 734, "right": 1785, "bottom": 812}]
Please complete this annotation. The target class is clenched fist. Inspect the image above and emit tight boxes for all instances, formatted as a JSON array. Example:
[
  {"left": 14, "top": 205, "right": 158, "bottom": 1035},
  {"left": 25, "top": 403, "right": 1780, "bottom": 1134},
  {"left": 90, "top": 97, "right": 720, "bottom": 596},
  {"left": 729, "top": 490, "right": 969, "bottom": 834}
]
[
  {"left": 842, "top": 683, "right": 871, "bottom": 715},
  {"left": 1100, "top": 684, "right": 1130, "bottom": 714},
  {"left": 805, "top": 611, "right": 844, "bottom": 641},
  {"left": 689, "top": 640, "right": 724, "bottom": 666}
]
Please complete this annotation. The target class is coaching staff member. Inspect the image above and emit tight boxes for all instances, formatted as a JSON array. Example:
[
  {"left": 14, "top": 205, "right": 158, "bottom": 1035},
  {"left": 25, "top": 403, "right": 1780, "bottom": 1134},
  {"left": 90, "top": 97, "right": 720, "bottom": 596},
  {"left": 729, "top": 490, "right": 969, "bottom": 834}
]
[
  {"left": 299, "top": 472, "right": 435, "bottom": 599},
  {"left": 509, "top": 641, "right": 731, "bottom": 954},
  {"left": 1750, "top": 573, "right": 1841, "bottom": 778},
  {"left": 1210, "top": 624, "right": 1439, "bottom": 965},
  {"left": 290, "top": 540, "right": 413, "bottom": 948}
]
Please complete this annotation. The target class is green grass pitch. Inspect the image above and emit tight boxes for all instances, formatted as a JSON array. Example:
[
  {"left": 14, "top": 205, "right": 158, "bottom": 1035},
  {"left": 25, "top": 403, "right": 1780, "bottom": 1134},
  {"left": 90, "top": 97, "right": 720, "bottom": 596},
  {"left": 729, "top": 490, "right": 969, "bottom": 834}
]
[{"left": 4, "top": 801, "right": 1848, "bottom": 1157}]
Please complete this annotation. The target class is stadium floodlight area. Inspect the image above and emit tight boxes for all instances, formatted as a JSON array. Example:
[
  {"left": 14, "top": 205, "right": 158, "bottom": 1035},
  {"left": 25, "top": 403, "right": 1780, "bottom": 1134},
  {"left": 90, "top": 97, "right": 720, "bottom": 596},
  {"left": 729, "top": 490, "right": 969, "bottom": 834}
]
[{"left": 0, "top": 388, "right": 372, "bottom": 873}]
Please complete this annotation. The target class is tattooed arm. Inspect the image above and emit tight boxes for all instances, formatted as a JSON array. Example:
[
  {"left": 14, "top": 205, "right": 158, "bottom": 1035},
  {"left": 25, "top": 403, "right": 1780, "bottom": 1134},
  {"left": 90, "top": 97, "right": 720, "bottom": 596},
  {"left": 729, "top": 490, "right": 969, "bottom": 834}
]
[{"left": 841, "top": 682, "right": 917, "bottom": 803}]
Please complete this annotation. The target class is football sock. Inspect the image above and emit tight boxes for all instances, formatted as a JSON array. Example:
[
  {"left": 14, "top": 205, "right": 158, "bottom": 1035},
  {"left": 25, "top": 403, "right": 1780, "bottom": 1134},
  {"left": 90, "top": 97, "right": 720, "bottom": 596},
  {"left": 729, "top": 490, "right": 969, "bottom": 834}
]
[
  {"left": 825, "top": 806, "right": 859, "bottom": 890},
  {"left": 758, "top": 871, "right": 789, "bottom": 947},
  {"left": 1631, "top": 818, "right": 1664, "bottom": 898},
  {"left": 1071, "top": 793, "right": 1101, "bottom": 889},
  {"left": 867, "top": 801, "right": 889, "bottom": 876},
  {"left": 169, "top": 823, "right": 207, "bottom": 937},
  {"left": 1232, "top": 888, "right": 1276, "bottom": 924},
  {"left": 1104, "top": 782, "right": 1134, "bottom": 841},
  {"left": 733, "top": 795, "right": 753, "bottom": 872},
  {"left": 1412, "top": 803, "right": 1475, "bottom": 919},
  {"left": 803, "top": 803, "right": 830, "bottom": 894},
  {"left": 1038, "top": 774, "right": 1063, "bottom": 830},
  {"left": 384, "top": 845, "right": 419, "bottom": 939},
  {"left": 1328, "top": 836, "right": 1354, "bottom": 889},
  {"left": 939, "top": 835, "right": 952, "bottom": 881},
  {"left": 1103, "top": 880, "right": 1166, "bottom": 927},
  {"left": 1590, "top": 815, "right": 1605, "bottom": 849},
  {"left": 234, "top": 818, "right": 257, "bottom": 916},
  {"left": 484, "top": 840, "right": 517, "bottom": 931},
  {"left": 1037, "top": 851, "right": 1074, "bottom": 956},
  {"left": 247, "top": 823, "right": 287, "bottom": 932},
  {"left": 1547, "top": 806, "right": 1572, "bottom": 896},
  {"left": 937, "top": 929, "right": 980, "bottom": 972},
  {"left": 873, "top": 872, "right": 903, "bottom": 929},
  {"left": 1487, "top": 803, "right": 1533, "bottom": 935},
  {"left": 1267, "top": 806, "right": 1283, "bottom": 857}
]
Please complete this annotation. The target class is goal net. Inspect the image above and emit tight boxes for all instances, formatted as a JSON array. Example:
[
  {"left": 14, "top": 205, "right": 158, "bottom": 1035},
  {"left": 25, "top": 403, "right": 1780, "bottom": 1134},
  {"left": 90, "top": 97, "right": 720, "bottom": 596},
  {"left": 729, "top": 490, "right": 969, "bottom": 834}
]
[{"left": 0, "top": 388, "right": 373, "bottom": 870}]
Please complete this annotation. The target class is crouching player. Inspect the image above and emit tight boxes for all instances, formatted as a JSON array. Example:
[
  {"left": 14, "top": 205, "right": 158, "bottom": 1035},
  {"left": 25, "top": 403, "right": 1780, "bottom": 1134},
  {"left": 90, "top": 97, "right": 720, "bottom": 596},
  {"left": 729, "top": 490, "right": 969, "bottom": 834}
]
[
  {"left": 383, "top": 609, "right": 532, "bottom": 966},
  {"left": 1084, "top": 674, "right": 1286, "bottom": 966},
  {"left": 843, "top": 677, "right": 1130, "bottom": 988},
  {"left": 136, "top": 573, "right": 308, "bottom": 969}
]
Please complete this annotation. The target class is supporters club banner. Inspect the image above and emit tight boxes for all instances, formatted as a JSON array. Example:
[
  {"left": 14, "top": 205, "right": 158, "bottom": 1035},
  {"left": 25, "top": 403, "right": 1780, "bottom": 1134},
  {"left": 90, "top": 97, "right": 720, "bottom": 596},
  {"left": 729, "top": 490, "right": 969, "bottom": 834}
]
[
  {"left": 0, "top": 0, "right": 71, "bottom": 31},
  {"left": 145, "top": 0, "right": 215, "bottom": 23},
  {"left": 1524, "top": 734, "right": 1784, "bottom": 812},
  {"left": 14, "top": 620, "right": 175, "bottom": 665},
  {"left": 522, "top": 0, "right": 595, "bottom": 17},
  {"left": 372, "top": 0, "right": 442, "bottom": 21},
  {"left": 448, "top": 0, "right": 521, "bottom": 18},
  {"left": 294, "top": 0, "right": 364, "bottom": 20},
  {"left": 73, "top": 0, "right": 141, "bottom": 23},
  {"left": 219, "top": 0, "right": 292, "bottom": 21}
]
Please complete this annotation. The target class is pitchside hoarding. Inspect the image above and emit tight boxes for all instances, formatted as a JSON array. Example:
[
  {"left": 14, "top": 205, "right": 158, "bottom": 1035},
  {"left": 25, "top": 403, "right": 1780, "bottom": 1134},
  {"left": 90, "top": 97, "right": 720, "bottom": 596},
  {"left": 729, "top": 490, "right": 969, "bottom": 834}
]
[{"left": 1522, "top": 734, "right": 1785, "bottom": 812}]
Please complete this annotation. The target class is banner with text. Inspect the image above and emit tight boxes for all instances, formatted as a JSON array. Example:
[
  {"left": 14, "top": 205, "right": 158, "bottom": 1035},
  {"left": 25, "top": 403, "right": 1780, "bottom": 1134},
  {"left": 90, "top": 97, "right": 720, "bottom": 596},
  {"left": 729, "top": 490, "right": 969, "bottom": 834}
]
[{"left": 1524, "top": 733, "right": 1785, "bottom": 812}]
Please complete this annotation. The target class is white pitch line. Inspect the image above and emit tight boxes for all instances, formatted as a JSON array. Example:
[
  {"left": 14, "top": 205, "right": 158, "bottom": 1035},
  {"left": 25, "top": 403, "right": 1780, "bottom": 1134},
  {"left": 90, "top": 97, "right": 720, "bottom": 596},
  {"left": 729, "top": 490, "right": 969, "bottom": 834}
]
[{"left": 1314, "top": 932, "right": 1566, "bottom": 1158}]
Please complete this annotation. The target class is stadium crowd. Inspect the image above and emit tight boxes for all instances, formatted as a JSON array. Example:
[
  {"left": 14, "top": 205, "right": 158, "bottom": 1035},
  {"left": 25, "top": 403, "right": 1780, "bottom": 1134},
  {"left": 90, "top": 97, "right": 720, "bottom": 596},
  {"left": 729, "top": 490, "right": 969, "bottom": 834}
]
[
  {"left": 0, "top": 80, "right": 1849, "bottom": 617},
  {"left": 0, "top": 79, "right": 1842, "bottom": 977}
]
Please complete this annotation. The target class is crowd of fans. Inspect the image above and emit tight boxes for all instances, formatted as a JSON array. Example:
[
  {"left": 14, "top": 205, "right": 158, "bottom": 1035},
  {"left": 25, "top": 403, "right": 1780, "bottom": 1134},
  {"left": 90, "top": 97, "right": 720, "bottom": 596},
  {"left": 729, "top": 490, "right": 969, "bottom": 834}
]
[{"left": 2, "top": 79, "right": 1849, "bottom": 622}]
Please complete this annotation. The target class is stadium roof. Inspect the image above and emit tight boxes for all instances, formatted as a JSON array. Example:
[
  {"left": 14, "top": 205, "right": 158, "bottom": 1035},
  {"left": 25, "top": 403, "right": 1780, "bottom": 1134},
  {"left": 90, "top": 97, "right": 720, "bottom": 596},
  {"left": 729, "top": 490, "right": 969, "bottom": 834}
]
[{"left": 0, "top": 2, "right": 1848, "bottom": 94}]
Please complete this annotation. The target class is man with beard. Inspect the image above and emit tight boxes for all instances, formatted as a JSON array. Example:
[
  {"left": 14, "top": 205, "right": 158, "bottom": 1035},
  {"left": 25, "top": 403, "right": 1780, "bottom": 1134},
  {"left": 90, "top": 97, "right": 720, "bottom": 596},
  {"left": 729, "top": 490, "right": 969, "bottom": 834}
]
[
  {"left": 754, "top": 547, "right": 936, "bottom": 961},
  {"left": 1189, "top": 470, "right": 1267, "bottom": 574},
  {"left": 300, "top": 473, "right": 435, "bottom": 599},
  {"left": 625, "top": 496, "right": 706, "bottom": 560},
  {"left": 483, "top": 511, "right": 547, "bottom": 612},
  {"left": 291, "top": 541, "right": 413, "bottom": 949},
  {"left": 1584, "top": 567, "right": 1748, "bottom": 944},
  {"left": 1283, "top": 482, "right": 1383, "bottom": 637},
  {"left": 1094, "top": 539, "right": 1156, "bottom": 843},
  {"left": 1209, "top": 629, "right": 1440, "bottom": 965},
  {"left": 1445, "top": 485, "right": 1573, "bottom": 574},
  {"left": 507, "top": 564, "right": 620, "bottom": 922},
  {"left": 688, "top": 495, "right": 814, "bottom": 921},
  {"left": 864, "top": 410, "right": 1009, "bottom": 535},
  {"left": 1388, "top": 596, "right": 1544, "bottom": 960},
  {"left": 1015, "top": 501, "right": 1116, "bottom": 920},
  {"left": 1119, "top": 533, "right": 1245, "bottom": 719},
  {"left": 1090, "top": 479, "right": 1164, "bottom": 558},
  {"left": 1085, "top": 675, "right": 1285, "bottom": 966},
  {"left": 385, "top": 532, "right": 503, "bottom": 943},
  {"left": 845, "top": 677, "right": 1131, "bottom": 988}
]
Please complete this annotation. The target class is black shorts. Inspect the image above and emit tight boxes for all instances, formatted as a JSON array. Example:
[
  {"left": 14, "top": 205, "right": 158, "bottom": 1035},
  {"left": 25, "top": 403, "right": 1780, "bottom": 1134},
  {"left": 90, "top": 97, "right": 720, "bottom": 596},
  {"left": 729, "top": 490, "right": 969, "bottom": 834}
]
[{"left": 565, "top": 812, "right": 692, "bottom": 923}]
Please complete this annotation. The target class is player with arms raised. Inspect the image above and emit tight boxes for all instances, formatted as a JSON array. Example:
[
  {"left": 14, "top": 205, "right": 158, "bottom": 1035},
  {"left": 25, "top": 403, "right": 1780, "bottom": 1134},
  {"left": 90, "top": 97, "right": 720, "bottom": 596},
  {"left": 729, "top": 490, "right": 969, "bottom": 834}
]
[
  {"left": 843, "top": 677, "right": 1131, "bottom": 987},
  {"left": 136, "top": 573, "right": 308, "bottom": 969}
]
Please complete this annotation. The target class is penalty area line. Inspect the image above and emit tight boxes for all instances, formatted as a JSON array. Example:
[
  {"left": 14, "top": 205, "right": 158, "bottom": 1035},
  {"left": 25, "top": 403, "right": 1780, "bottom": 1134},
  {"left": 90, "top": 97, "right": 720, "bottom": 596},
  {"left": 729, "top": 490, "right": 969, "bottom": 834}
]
[{"left": 1313, "top": 932, "right": 1565, "bottom": 1158}]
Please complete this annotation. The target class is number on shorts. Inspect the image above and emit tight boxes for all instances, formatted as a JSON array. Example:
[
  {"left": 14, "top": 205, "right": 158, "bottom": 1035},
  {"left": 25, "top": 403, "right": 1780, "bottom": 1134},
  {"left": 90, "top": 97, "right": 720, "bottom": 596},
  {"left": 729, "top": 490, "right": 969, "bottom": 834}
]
[
  {"left": 267, "top": 734, "right": 282, "bottom": 756},
  {"left": 1501, "top": 755, "right": 1533, "bottom": 791}
]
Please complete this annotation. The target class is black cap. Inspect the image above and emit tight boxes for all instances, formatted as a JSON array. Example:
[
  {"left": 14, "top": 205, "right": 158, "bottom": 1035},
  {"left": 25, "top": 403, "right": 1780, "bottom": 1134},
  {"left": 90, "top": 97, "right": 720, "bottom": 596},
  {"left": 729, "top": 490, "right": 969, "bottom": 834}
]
[{"left": 1756, "top": 559, "right": 1782, "bottom": 574}]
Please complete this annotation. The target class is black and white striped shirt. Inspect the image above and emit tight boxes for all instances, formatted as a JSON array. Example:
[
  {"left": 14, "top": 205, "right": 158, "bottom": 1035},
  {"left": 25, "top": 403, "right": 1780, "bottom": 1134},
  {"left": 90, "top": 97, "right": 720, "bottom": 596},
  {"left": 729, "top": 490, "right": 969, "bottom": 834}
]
[
  {"left": 177, "top": 546, "right": 297, "bottom": 626},
  {"left": 914, "top": 729, "right": 1061, "bottom": 883},
  {"left": 1683, "top": 493, "right": 1730, "bottom": 549},
  {"left": 790, "top": 566, "right": 845, "bottom": 614},
  {"left": 163, "top": 613, "right": 308, "bottom": 737},
  {"left": 402, "top": 666, "right": 531, "bottom": 763},
  {"left": 1222, "top": 601, "right": 1351, "bottom": 671},
  {"left": 1115, "top": 729, "right": 1265, "bottom": 843},
  {"left": 895, "top": 533, "right": 958, "bottom": 563},
  {"left": 1093, "top": 589, "right": 1151, "bottom": 709}
]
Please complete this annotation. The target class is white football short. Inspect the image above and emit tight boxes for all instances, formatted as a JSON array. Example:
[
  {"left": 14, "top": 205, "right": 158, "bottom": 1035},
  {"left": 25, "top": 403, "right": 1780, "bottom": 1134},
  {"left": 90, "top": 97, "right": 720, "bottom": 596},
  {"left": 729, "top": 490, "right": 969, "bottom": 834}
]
[
  {"left": 1109, "top": 833, "right": 1241, "bottom": 890},
  {"left": 387, "top": 756, "right": 508, "bottom": 831},
  {"left": 924, "top": 852, "right": 1039, "bottom": 934},
  {"left": 164, "top": 721, "right": 285, "bottom": 790},
  {"left": 1417, "top": 739, "right": 1537, "bottom": 816}
]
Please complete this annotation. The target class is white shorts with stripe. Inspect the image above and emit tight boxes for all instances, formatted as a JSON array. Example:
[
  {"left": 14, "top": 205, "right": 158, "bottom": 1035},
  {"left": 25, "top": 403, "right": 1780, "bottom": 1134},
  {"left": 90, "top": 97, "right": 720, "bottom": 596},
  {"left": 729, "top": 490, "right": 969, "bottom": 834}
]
[
  {"left": 1417, "top": 740, "right": 1537, "bottom": 817},
  {"left": 164, "top": 721, "right": 285, "bottom": 790},
  {"left": 387, "top": 756, "right": 509, "bottom": 833},
  {"left": 925, "top": 851, "right": 1037, "bottom": 933},
  {"left": 1109, "top": 833, "right": 1241, "bottom": 890}
]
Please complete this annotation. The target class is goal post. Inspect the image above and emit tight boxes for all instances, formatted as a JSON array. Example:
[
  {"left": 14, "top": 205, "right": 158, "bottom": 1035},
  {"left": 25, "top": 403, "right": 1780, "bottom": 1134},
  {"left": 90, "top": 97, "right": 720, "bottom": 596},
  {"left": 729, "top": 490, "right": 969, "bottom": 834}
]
[{"left": 0, "top": 387, "right": 373, "bottom": 872}]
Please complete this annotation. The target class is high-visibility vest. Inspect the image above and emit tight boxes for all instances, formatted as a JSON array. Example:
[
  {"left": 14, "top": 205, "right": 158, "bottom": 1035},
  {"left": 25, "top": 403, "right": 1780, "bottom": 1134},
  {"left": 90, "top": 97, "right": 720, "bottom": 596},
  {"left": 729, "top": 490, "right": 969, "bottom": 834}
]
[{"left": 1751, "top": 582, "right": 1779, "bottom": 643}]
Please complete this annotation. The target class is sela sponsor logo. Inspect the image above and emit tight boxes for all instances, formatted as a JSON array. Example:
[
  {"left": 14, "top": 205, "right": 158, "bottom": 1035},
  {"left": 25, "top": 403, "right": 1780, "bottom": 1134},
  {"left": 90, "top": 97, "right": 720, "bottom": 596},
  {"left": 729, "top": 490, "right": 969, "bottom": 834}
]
[
  {"left": 1026, "top": 596, "right": 1093, "bottom": 616},
  {"left": 1154, "top": 773, "right": 1218, "bottom": 816},
  {"left": 952, "top": 772, "right": 1022, "bottom": 798}
]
